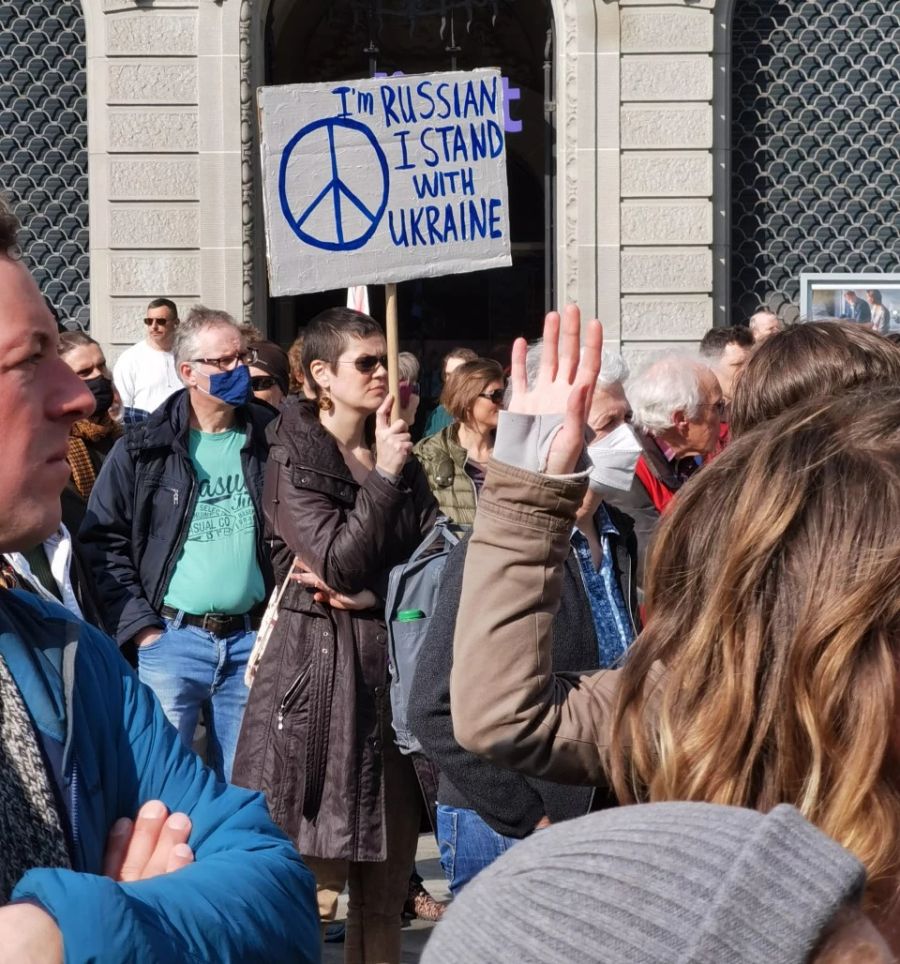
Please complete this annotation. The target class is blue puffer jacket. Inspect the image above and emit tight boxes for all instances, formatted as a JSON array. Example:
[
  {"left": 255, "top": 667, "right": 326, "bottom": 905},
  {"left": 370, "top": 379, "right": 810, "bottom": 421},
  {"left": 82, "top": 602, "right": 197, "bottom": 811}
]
[{"left": 1, "top": 589, "right": 319, "bottom": 963}]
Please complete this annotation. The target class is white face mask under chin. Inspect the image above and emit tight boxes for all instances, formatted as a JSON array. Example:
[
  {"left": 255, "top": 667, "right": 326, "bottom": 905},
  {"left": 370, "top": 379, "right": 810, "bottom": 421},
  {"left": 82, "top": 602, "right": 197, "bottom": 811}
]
[{"left": 587, "top": 422, "right": 643, "bottom": 494}]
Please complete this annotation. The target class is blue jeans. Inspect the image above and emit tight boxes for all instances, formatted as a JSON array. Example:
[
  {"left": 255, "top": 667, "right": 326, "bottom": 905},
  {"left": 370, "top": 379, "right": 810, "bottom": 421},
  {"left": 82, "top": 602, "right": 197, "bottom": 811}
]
[
  {"left": 137, "top": 612, "right": 255, "bottom": 781},
  {"left": 436, "top": 804, "right": 519, "bottom": 896}
]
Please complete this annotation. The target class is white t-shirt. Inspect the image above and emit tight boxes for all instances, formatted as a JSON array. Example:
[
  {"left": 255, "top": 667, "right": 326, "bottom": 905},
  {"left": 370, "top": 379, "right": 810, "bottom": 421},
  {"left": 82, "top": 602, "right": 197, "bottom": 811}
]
[{"left": 113, "top": 340, "right": 182, "bottom": 416}]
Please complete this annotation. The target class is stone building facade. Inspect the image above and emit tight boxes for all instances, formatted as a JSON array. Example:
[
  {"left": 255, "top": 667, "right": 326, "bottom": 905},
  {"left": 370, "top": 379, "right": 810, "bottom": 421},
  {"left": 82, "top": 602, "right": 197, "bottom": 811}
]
[{"left": 2, "top": 0, "right": 897, "bottom": 360}]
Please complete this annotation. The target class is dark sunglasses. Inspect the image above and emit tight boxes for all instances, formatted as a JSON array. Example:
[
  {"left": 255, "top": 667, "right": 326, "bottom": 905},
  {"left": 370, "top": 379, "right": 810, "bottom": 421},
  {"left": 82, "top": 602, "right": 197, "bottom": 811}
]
[
  {"left": 143, "top": 316, "right": 175, "bottom": 326},
  {"left": 478, "top": 389, "right": 505, "bottom": 405},
  {"left": 250, "top": 375, "right": 278, "bottom": 391},
  {"left": 337, "top": 354, "right": 388, "bottom": 374}
]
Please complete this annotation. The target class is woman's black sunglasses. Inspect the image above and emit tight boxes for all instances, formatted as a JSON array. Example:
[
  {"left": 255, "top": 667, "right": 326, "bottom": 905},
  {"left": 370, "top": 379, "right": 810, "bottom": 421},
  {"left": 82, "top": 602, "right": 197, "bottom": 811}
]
[
  {"left": 250, "top": 375, "right": 277, "bottom": 391},
  {"left": 478, "top": 389, "right": 505, "bottom": 405},
  {"left": 337, "top": 354, "right": 388, "bottom": 374}
]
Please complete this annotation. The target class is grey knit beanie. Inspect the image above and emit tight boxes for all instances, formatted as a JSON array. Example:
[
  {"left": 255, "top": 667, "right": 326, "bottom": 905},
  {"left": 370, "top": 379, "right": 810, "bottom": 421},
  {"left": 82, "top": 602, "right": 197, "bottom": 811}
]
[{"left": 422, "top": 802, "right": 865, "bottom": 964}]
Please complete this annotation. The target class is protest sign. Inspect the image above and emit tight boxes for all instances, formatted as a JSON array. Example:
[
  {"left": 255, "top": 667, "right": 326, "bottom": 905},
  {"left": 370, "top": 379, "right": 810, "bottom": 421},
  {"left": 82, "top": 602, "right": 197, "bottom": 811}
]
[{"left": 258, "top": 69, "right": 512, "bottom": 296}]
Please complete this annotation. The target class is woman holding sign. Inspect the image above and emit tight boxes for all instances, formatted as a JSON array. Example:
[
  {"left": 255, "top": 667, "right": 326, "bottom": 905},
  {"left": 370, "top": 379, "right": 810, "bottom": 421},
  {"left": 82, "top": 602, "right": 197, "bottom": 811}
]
[{"left": 233, "top": 307, "right": 438, "bottom": 962}]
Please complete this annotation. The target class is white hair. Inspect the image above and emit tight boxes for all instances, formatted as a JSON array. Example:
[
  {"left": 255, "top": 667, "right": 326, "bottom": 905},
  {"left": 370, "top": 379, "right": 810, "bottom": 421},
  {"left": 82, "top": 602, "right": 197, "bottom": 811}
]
[
  {"left": 521, "top": 341, "right": 629, "bottom": 390},
  {"left": 598, "top": 349, "right": 629, "bottom": 386},
  {"left": 398, "top": 350, "right": 420, "bottom": 384},
  {"left": 626, "top": 353, "right": 708, "bottom": 434}
]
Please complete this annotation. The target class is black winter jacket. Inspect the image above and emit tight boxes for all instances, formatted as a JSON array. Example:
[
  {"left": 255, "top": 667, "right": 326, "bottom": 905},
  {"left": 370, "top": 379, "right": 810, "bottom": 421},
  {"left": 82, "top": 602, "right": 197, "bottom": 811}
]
[
  {"left": 78, "top": 390, "right": 276, "bottom": 646},
  {"left": 408, "top": 505, "right": 639, "bottom": 839}
]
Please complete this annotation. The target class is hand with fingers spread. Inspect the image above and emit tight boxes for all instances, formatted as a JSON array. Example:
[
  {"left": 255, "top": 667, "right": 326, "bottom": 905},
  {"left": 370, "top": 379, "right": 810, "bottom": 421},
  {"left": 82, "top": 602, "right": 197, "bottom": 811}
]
[
  {"left": 374, "top": 394, "right": 413, "bottom": 477},
  {"left": 103, "top": 799, "right": 194, "bottom": 882},
  {"left": 507, "top": 305, "right": 603, "bottom": 475}
]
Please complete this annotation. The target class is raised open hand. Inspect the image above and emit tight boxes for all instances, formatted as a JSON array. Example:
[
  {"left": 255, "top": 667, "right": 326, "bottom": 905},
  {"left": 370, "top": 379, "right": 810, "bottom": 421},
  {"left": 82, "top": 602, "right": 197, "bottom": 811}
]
[{"left": 508, "top": 305, "right": 603, "bottom": 475}]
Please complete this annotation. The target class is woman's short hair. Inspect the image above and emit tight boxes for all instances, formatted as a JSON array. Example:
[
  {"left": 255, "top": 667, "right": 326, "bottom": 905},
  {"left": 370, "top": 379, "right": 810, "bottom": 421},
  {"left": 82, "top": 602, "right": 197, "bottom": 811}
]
[
  {"left": 730, "top": 321, "right": 900, "bottom": 437},
  {"left": 610, "top": 386, "right": 900, "bottom": 897},
  {"left": 440, "top": 358, "right": 505, "bottom": 424},
  {"left": 58, "top": 330, "right": 100, "bottom": 358},
  {"left": 398, "top": 351, "right": 420, "bottom": 385},
  {"left": 301, "top": 307, "right": 383, "bottom": 397}
]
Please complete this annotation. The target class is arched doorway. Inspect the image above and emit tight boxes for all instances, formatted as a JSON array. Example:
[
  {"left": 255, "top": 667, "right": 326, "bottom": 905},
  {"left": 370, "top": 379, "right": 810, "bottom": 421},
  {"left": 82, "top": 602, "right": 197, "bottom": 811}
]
[
  {"left": 262, "top": 0, "right": 554, "bottom": 381},
  {"left": 0, "top": 0, "right": 90, "bottom": 329},
  {"left": 726, "top": 0, "right": 899, "bottom": 323}
]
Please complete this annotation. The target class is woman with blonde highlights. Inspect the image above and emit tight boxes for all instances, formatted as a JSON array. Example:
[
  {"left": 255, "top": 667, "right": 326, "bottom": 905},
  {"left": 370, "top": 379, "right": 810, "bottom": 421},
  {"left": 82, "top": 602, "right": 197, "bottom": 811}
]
[
  {"left": 448, "top": 308, "right": 900, "bottom": 937},
  {"left": 610, "top": 387, "right": 900, "bottom": 906}
]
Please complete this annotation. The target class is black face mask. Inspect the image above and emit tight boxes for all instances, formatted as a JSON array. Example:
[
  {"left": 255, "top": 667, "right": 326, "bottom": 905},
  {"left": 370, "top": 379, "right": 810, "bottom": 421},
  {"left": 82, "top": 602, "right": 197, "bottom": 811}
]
[{"left": 84, "top": 375, "right": 114, "bottom": 416}]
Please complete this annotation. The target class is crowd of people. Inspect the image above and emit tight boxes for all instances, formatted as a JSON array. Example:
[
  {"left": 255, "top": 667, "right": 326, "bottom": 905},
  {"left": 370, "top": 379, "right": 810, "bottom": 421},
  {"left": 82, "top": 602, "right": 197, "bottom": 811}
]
[{"left": 2, "top": 182, "right": 900, "bottom": 964}]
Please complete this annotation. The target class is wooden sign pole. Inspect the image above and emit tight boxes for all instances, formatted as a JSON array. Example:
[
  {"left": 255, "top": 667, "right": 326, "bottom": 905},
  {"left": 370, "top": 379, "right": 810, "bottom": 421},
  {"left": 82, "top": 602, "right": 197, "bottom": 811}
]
[{"left": 385, "top": 282, "right": 400, "bottom": 422}]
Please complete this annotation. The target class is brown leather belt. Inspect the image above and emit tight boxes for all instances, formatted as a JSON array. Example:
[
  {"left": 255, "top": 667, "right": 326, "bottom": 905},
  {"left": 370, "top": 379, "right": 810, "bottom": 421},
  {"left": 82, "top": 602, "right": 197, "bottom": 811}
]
[{"left": 160, "top": 604, "right": 264, "bottom": 636}]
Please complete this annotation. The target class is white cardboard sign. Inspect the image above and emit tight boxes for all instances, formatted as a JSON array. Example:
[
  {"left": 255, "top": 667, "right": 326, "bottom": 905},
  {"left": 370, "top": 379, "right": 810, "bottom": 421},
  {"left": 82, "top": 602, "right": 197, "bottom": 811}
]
[{"left": 258, "top": 69, "right": 512, "bottom": 296}]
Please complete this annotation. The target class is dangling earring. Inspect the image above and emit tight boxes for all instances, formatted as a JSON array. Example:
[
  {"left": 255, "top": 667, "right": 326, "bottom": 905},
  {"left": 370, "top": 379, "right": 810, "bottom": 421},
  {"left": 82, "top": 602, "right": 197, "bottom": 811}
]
[{"left": 318, "top": 390, "right": 334, "bottom": 414}]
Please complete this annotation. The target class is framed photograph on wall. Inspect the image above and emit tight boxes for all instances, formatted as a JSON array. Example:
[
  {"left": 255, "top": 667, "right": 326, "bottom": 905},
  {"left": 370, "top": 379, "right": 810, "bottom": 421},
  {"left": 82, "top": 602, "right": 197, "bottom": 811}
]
[{"left": 799, "top": 273, "right": 900, "bottom": 334}]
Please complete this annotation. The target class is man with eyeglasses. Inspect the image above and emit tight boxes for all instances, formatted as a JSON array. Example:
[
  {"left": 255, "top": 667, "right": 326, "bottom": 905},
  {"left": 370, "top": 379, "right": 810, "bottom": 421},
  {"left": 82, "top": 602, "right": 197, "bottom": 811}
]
[
  {"left": 112, "top": 298, "right": 183, "bottom": 424},
  {"left": 81, "top": 305, "right": 276, "bottom": 782}
]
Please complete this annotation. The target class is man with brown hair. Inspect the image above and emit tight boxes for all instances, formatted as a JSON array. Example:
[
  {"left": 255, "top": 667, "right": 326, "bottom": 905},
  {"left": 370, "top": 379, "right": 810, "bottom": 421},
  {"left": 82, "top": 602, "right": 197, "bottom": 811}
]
[{"left": 0, "top": 196, "right": 317, "bottom": 960}]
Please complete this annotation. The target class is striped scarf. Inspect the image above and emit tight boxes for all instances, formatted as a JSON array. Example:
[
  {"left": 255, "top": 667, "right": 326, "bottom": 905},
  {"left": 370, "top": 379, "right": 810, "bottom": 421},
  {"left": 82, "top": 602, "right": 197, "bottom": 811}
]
[{"left": 0, "top": 654, "right": 71, "bottom": 903}]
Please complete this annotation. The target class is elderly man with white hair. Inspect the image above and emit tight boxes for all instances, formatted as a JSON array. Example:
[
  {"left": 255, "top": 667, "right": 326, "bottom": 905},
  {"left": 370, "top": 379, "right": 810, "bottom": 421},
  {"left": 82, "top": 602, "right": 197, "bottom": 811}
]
[{"left": 603, "top": 353, "right": 722, "bottom": 589}]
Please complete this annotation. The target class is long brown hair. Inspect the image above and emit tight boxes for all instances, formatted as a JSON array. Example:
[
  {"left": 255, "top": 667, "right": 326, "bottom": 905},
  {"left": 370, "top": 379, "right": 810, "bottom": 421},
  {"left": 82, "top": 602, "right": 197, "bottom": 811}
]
[{"left": 609, "top": 387, "right": 900, "bottom": 896}]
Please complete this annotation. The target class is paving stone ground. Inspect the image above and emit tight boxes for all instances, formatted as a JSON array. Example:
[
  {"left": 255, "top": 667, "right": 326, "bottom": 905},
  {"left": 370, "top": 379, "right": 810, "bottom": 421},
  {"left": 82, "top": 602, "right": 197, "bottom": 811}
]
[{"left": 322, "top": 835, "right": 450, "bottom": 964}]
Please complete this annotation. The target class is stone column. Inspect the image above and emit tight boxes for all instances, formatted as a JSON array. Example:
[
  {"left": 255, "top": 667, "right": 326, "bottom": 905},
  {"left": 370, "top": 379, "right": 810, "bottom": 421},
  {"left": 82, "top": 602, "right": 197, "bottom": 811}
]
[
  {"left": 83, "top": 0, "right": 243, "bottom": 359},
  {"left": 616, "top": 0, "right": 716, "bottom": 362}
]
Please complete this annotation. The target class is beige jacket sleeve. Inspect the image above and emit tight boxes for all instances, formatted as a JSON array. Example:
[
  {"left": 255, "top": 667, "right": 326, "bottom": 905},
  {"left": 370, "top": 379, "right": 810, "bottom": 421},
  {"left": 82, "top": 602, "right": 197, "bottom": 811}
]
[{"left": 450, "top": 457, "right": 626, "bottom": 787}]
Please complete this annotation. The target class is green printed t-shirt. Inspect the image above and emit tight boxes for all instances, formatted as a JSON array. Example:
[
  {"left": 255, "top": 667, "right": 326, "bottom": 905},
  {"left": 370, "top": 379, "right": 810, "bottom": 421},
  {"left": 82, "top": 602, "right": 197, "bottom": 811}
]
[{"left": 163, "top": 428, "right": 265, "bottom": 616}]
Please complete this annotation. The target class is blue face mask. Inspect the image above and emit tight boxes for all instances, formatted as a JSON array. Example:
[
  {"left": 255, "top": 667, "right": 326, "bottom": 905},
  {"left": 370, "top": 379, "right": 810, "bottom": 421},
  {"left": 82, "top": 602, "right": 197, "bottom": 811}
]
[{"left": 200, "top": 364, "right": 252, "bottom": 407}]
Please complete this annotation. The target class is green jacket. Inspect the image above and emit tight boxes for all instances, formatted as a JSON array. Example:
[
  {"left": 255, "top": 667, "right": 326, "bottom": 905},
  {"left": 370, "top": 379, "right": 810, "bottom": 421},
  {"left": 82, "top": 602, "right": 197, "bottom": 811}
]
[{"left": 413, "top": 425, "right": 479, "bottom": 525}]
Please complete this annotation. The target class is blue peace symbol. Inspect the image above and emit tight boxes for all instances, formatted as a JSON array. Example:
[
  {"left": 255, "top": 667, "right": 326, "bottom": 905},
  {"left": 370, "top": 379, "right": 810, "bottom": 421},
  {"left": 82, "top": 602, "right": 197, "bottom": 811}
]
[{"left": 279, "top": 116, "right": 389, "bottom": 253}]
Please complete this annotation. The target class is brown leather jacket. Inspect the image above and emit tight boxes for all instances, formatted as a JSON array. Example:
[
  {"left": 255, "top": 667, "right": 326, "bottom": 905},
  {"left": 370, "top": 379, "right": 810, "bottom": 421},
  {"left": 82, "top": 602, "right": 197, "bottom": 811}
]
[
  {"left": 450, "top": 457, "right": 661, "bottom": 788},
  {"left": 233, "top": 397, "right": 437, "bottom": 861}
]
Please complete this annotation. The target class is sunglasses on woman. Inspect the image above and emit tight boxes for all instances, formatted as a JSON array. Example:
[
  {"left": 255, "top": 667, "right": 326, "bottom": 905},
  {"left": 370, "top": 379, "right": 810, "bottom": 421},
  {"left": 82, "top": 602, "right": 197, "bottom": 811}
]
[
  {"left": 478, "top": 389, "right": 505, "bottom": 405},
  {"left": 337, "top": 354, "right": 388, "bottom": 374},
  {"left": 250, "top": 375, "right": 277, "bottom": 391}
]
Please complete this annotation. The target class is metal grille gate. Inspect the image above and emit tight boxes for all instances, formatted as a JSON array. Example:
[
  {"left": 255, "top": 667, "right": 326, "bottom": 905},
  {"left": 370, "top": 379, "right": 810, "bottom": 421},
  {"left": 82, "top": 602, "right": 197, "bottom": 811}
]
[
  {"left": 0, "top": 1, "right": 90, "bottom": 329},
  {"left": 730, "top": 1, "right": 900, "bottom": 322}
]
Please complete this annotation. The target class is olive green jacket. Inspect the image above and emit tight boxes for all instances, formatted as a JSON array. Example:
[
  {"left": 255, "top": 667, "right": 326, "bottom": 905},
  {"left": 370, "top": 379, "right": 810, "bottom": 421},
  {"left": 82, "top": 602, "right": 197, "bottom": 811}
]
[{"left": 413, "top": 425, "right": 478, "bottom": 525}]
